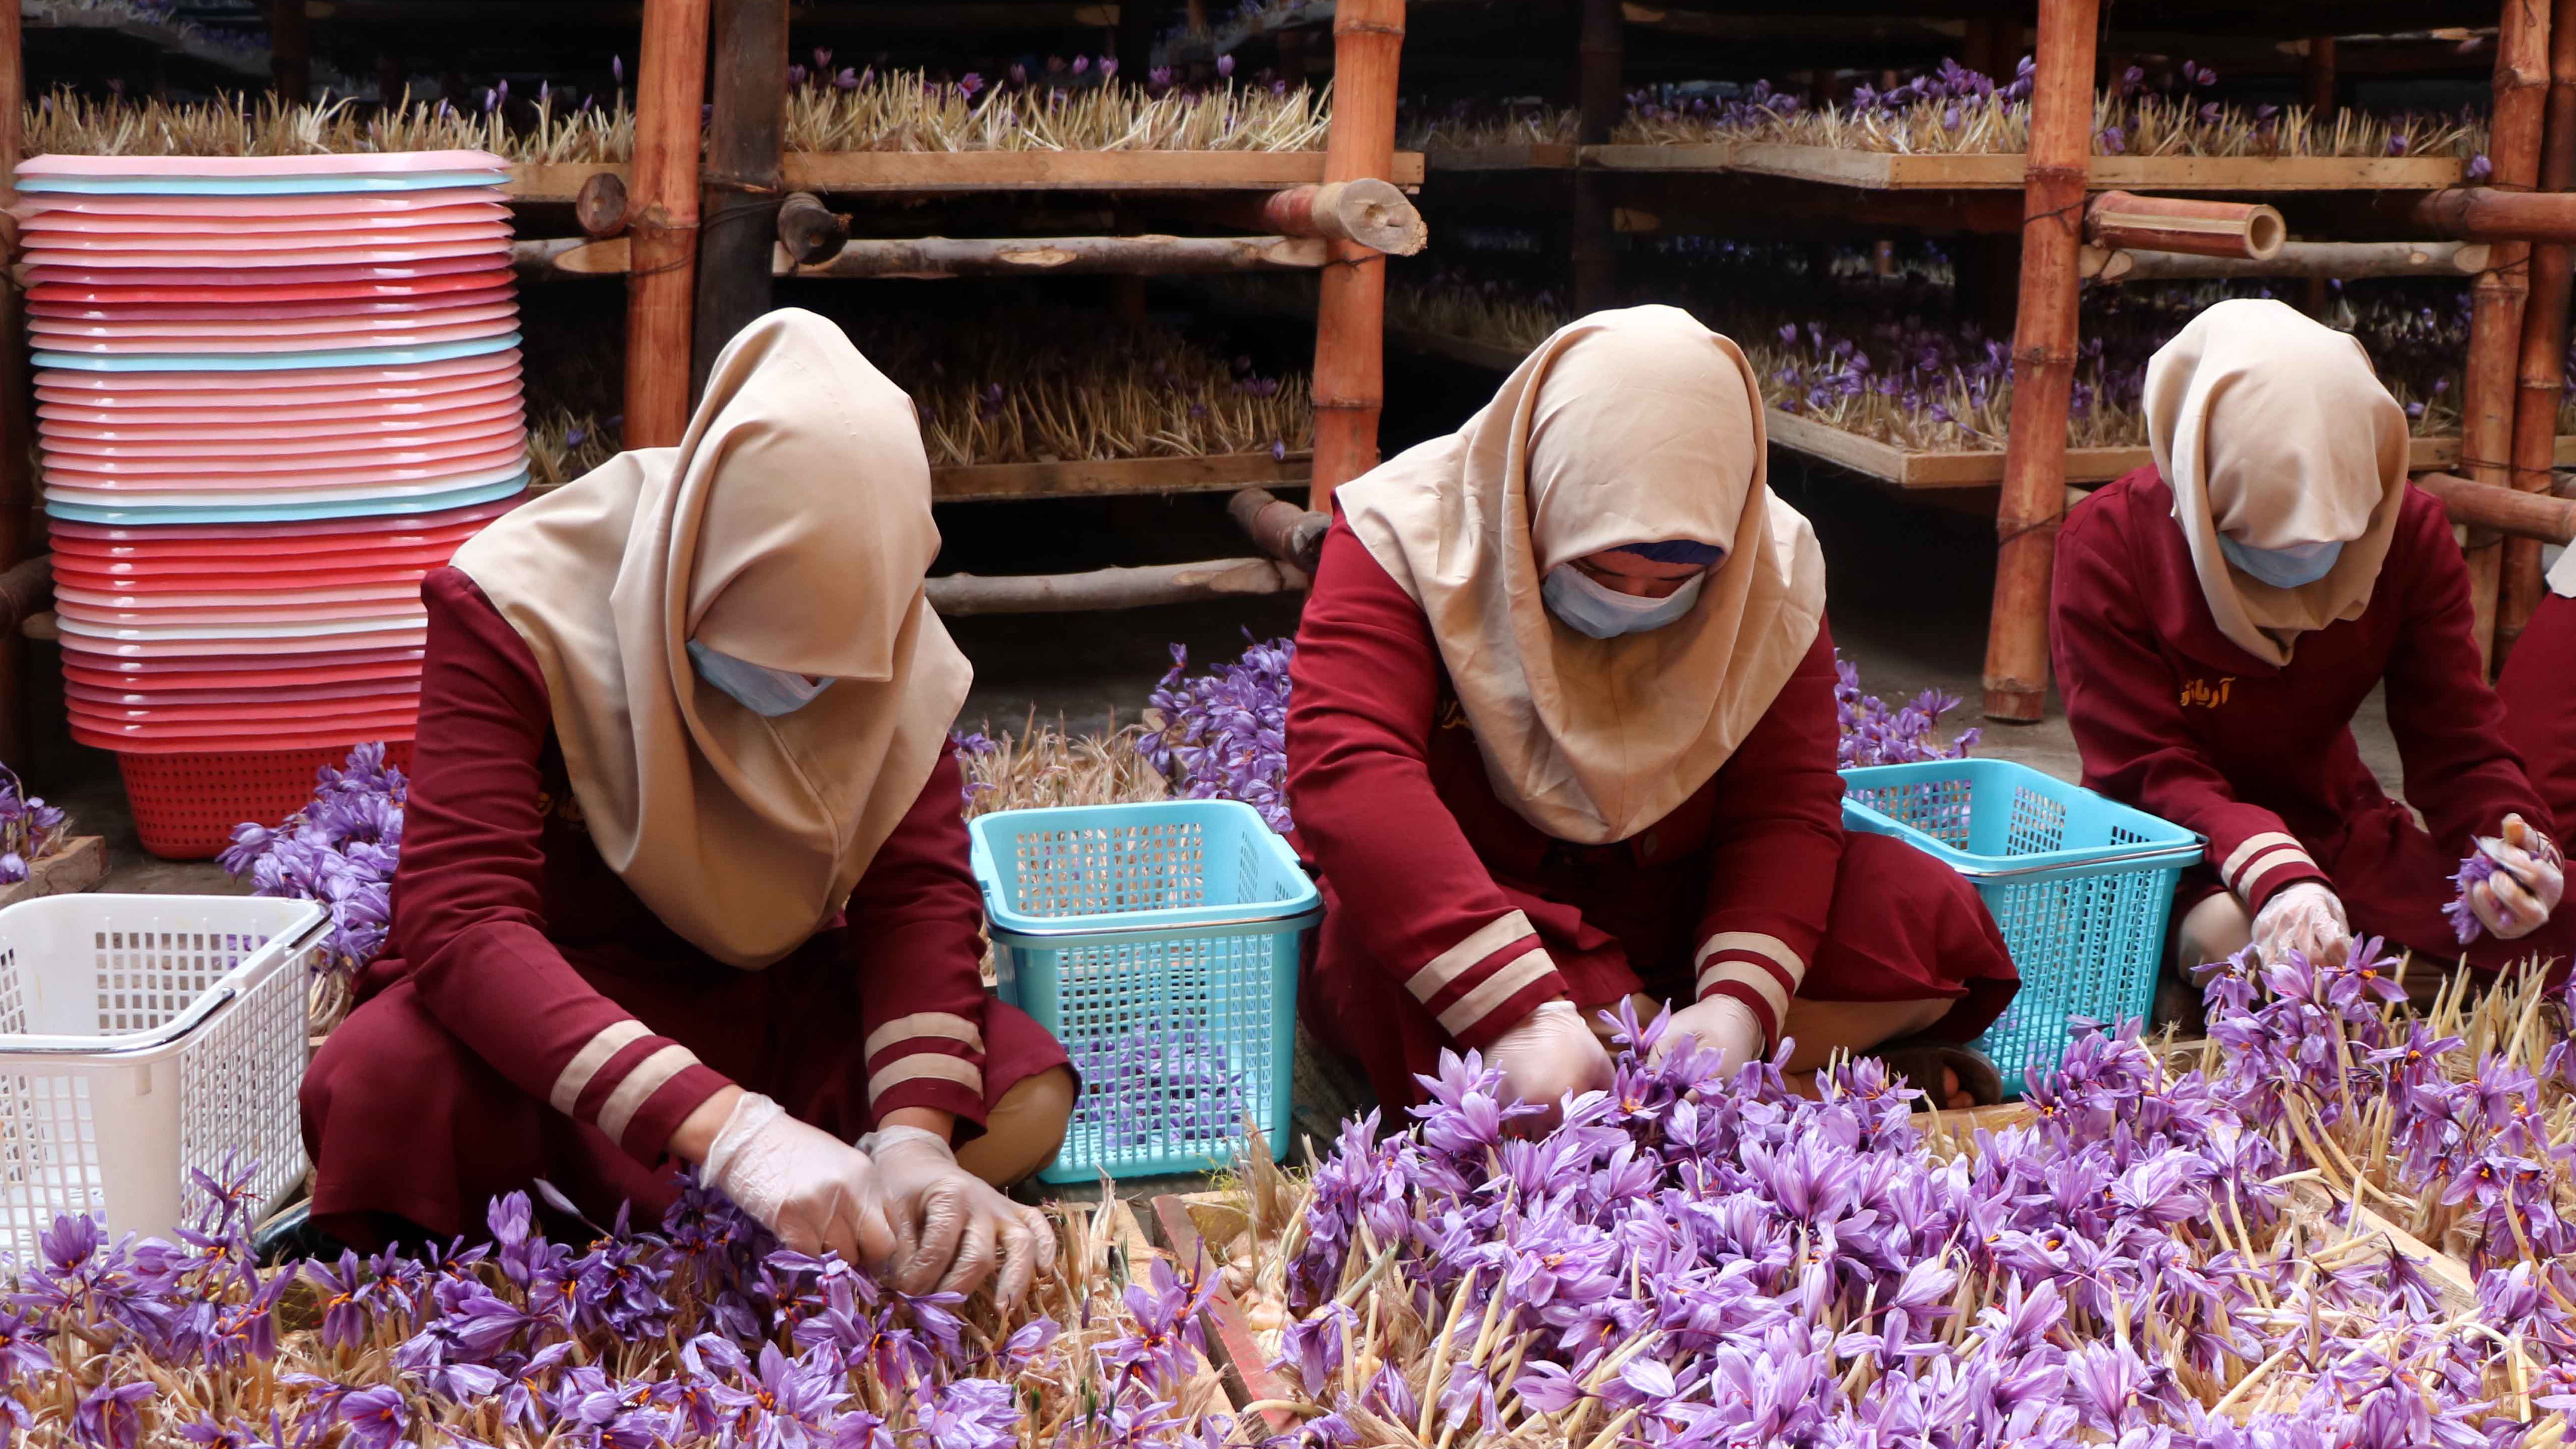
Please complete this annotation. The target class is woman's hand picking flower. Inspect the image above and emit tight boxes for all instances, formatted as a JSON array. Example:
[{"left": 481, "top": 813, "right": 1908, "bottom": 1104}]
[
  {"left": 696, "top": 1091, "right": 899, "bottom": 1269},
  {"left": 2250, "top": 881, "right": 2350, "bottom": 968},
  {"left": 2470, "top": 813, "right": 2565, "bottom": 940},
  {"left": 863, "top": 1126, "right": 1055, "bottom": 1306},
  {"left": 1649, "top": 995, "right": 1765, "bottom": 1073},
  {"left": 1488, "top": 999, "right": 1613, "bottom": 1133}
]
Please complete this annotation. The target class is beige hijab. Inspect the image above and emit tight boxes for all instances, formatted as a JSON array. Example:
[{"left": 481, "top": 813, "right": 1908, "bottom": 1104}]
[
  {"left": 1337, "top": 304, "right": 1827, "bottom": 844},
  {"left": 451, "top": 309, "right": 970, "bottom": 968},
  {"left": 2145, "top": 297, "right": 2409, "bottom": 667}
]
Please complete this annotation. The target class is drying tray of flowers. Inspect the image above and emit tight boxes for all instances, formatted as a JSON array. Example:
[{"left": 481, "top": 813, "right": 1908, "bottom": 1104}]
[
  {"left": 1152, "top": 933, "right": 2576, "bottom": 1448},
  {"left": 1381, "top": 256, "right": 2576, "bottom": 491},
  {"left": 22, "top": 58, "right": 1421, "bottom": 207},
  {"left": 0, "top": 761, "right": 94, "bottom": 911},
  {"left": 1413, "top": 58, "right": 2482, "bottom": 193}
]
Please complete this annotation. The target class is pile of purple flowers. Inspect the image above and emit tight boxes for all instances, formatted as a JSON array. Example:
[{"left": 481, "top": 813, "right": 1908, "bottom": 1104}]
[
  {"left": 1835, "top": 651, "right": 1979, "bottom": 769},
  {"left": 219, "top": 744, "right": 406, "bottom": 1022},
  {"left": 1267, "top": 948, "right": 2575, "bottom": 1446},
  {"left": 2, "top": 1160, "right": 1237, "bottom": 1446},
  {"left": 0, "top": 761, "right": 71, "bottom": 885},
  {"left": 1069, "top": 1021, "right": 1252, "bottom": 1161},
  {"left": 1141, "top": 637, "right": 1296, "bottom": 834}
]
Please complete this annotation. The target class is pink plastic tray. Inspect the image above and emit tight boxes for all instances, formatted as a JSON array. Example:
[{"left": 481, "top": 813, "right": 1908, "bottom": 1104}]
[
  {"left": 26, "top": 239, "right": 510, "bottom": 273},
  {"left": 43, "top": 419, "right": 524, "bottom": 460},
  {"left": 38, "top": 372, "right": 519, "bottom": 420},
  {"left": 16, "top": 187, "right": 505, "bottom": 219},
  {"left": 67, "top": 674, "right": 416, "bottom": 706},
  {"left": 24, "top": 255, "right": 506, "bottom": 289},
  {"left": 47, "top": 501, "right": 510, "bottom": 549},
  {"left": 57, "top": 595, "right": 425, "bottom": 626},
  {"left": 45, "top": 445, "right": 526, "bottom": 487},
  {"left": 18, "top": 150, "right": 505, "bottom": 178},
  {"left": 33, "top": 319, "right": 518, "bottom": 358},
  {"left": 56, "top": 626, "right": 429, "bottom": 659},
  {"left": 29, "top": 301, "right": 516, "bottom": 340},
  {"left": 24, "top": 222, "right": 512, "bottom": 253},
  {"left": 64, "top": 649, "right": 424, "bottom": 687},
  {"left": 69, "top": 691, "right": 419, "bottom": 724},
  {"left": 73, "top": 721, "right": 422, "bottom": 755},
  {"left": 39, "top": 388, "right": 522, "bottom": 431},
  {"left": 41, "top": 399, "right": 521, "bottom": 442},
  {"left": 28, "top": 265, "right": 510, "bottom": 304},
  {"left": 52, "top": 562, "right": 437, "bottom": 594},
  {"left": 28, "top": 285, "right": 515, "bottom": 323},
  {"left": 36, "top": 349, "right": 522, "bottom": 398},
  {"left": 56, "top": 577, "right": 425, "bottom": 607},
  {"left": 23, "top": 204, "right": 509, "bottom": 236}
]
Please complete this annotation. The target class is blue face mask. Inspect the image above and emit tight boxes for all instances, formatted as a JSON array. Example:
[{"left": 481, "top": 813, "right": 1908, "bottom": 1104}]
[
  {"left": 686, "top": 639, "right": 834, "bottom": 717},
  {"left": 1540, "top": 565, "right": 1707, "bottom": 639},
  {"left": 2217, "top": 535, "right": 2345, "bottom": 589}
]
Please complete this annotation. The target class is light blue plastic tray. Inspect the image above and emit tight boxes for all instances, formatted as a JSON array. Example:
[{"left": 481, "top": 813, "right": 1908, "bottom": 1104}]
[
  {"left": 33, "top": 334, "right": 519, "bottom": 372},
  {"left": 15, "top": 172, "right": 509, "bottom": 195},
  {"left": 44, "top": 475, "right": 527, "bottom": 525}
]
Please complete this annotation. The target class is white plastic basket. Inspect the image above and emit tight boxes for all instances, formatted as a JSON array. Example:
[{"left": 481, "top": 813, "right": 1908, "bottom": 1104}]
[{"left": 0, "top": 893, "right": 328, "bottom": 1262}]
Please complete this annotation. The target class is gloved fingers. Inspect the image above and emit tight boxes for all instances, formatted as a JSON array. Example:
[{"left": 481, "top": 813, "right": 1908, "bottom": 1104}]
[
  {"left": 772, "top": 1211, "right": 824, "bottom": 1260},
  {"left": 1023, "top": 1205, "right": 1058, "bottom": 1277},
  {"left": 896, "top": 1185, "right": 968, "bottom": 1295},
  {"left": 937, "top": 1206, "right": 1002, "bottom": 1298},
  {"left": 993, "top": 1215, "right": 1040, "bottom": 1309},
  {"left": 2475, "top": 877, "right": 2545, "bottom": 937},
  {"left": 852, "top": 1190, "right": 901, "bottom": 1271}
]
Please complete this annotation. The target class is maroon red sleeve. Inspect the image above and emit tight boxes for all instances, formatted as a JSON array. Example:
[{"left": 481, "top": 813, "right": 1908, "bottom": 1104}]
[
  {"left": 2050, "top": 500, "right": 2330, "bottom": 912},
  {"left": 390, "top": 569, "right": 732, "bottom": 1164},
  {"left": 2380, "top": 492, "right": 2553, "bottom": 855},
  {"left": 1285, "top": 522, "right": 1566, "bottom": 1051},
  {"left": 1689, "top": 626, "right": 1846, "bottom": 1047},
  {"left": 2500, "top": 591, "right": 2576, "bottom": 840},
  {"left": 838, "top": 745, "right": 993, "bottom": 1131}
]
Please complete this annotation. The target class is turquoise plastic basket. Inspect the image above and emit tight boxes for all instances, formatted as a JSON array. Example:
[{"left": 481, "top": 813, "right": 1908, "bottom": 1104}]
[
  {"left": 1840, "top": 759, "right": 2203, "bottom": 1096},
  {"left": 969, "top": 799, "right": 1319, "bottom": 1183}
]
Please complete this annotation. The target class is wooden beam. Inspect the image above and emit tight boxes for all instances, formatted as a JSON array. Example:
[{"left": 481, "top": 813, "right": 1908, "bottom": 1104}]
[
  {"left": 2415, "top": 471, "right": 2576, "bottom": 546},
  {"left": 1308, "top": 0, "right": 1406, "bottom": 513},
  {"left": 779, "top": 149, "right": 1425, "bottom": 194},
  {"left": 930, "top": 452, "right": 1309, "bottom": 503},
  {"left": 2464, "top": 0, "right": 2552, "bottom": 675},
  {"left": 925, "top": 557, "right": 1308, "bottom": 614},
  {"left": 1605, "top": 143, "right": 2466, "bottom": 192},
  {"left": 1981, "top": 0, "right": 2096, "bottom": 724},
  {"left": 1148, "top": 1195, "right": 1300, "bottom": 1437},
  {"left": 791, "top": 234, "right": 1328, "bottom": 278},
  {"left": 2410, "top": 184, "right": 2576, "bottom": 240},
  {"left": 623, "top": 0, "right": 711, "bottom": 447},
  {"left": 2105, "top": 240, "right": 2490, "bottom": 281},
  {"left": 693, "top": 0, "right": 789, "bottom": 393},
  {"left": 2506, "top": 0, "right": 2576, "bottom": 662}
]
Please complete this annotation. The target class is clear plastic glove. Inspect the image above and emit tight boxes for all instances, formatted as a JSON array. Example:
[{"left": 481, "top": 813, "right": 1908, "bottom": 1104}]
[
  {"left": 699, "top": 1092, "right": 898, "bottom": 1268},
  {"left": 1488, "top": 999, "right": 1615, "bottom": 1132},
  {"left": 2250, "top": 881, "right": 2351, "bottom": 968},
  {"left": 2472, "top": 813, "right": 2567, "bottom": 940},
  {"left": 861, "top": 1125, "right": 1056, "bottom": 1306},
  {"left": 1649, "top": 995, "right": 1766, "bottom": 1072}
]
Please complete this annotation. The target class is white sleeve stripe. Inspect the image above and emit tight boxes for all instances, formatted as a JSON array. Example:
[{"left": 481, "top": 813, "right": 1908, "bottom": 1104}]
[
  {"left": 863, "top": 1012, "right": 984, "bottom": 1061},
  {"left": 548, "top": 1019, "right": 651, "bottom": 1116},
  {"left": 595, "top": 1043, "right": 703, "bottom": 1145},
  {"left": 1433, "top": 946, "right": 1557, "bottom": 1037},
  {"left": 2220, "top": 832, "right": 2305, "bottom": 892},
  {"left": 1404, "top": 909, "right": 1536, "bottom": 1004},
  {"left": 1692, "top": 931, "right": 1805, "bottom": 983},
  {"left": 1697, "top": 956, "right": 1792, "bottom": 1026},
  {"left": 869, "top": 1054, "right": 985, "bottom": 1104}
]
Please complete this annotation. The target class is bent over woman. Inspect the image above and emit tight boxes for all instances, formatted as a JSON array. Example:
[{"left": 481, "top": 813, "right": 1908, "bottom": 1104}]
[
  {"left": 1288, "top": 305, "right": 2020, "bottom": 1118},
  {"left": 304, "top": 311, "right": 1074, "bottom": 1303}
]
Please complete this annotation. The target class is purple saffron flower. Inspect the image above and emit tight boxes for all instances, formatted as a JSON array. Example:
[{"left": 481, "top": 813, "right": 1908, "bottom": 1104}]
[{"left": 75, "top": 1381, "right": 156, "bottom": 1449}]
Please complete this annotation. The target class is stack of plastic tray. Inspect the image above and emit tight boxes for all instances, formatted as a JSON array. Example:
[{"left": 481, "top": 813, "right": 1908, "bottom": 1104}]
[{"left": 14, "top": 149, "right": 526, "bottom": 856}]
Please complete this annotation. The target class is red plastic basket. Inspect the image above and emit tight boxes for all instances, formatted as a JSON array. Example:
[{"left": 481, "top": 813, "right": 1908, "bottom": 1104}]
[{"left": 119, "top": 738, "right": 414, "bottom": 860}]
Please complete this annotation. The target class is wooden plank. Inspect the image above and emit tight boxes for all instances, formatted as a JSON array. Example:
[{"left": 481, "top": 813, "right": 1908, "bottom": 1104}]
[
  {"left": 1422, "top": 143, "right": 1578, "bottom": 170},
  {"left": 515, "top": 234, "right": 1329, "bottom": 279},
  {"left": 0, "top": 835, "right": 105, "bottom": 911},
  {"left": 930, "top": 451, "right": 1310, "bottom": 502},
  {"left": 1768, "top": 410, "right": 2468, "bottom": 489},
  {"left": 1584, "top": 142, "right": 1742, "bottom": 173},
  {"left": 780, "top": 149, "right": 1425, "bottom": 193},
  {"left": 1149, "top": 1193, "right": 1301, "bottom": 1435},
  {"left": 507, "top": 162, "right": 625, "bottom": 206},
  {"left": 1616, "top": 143, "right": 2465, "bottom": 192}
]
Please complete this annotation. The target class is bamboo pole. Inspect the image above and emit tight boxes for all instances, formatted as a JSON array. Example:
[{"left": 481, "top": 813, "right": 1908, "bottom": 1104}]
[
  {"left": 2409, "top": 186, "right": 2576, "bottom": 240},
  {"left": 2083, "top": 191, "right": 2284, "bottom": 260},
  {"left": 927, "top": 558, "right": 1308, "bottom": 615},
  {"left": 790, "top": 234, "right": 1329, "bottom": 278},
  {"left": 1210, "top": 180, "right": 1425, "bottom": 254},
  {"left": 2463, "top": 0, "right": 2551, "bottom": 675},
  {"left": 1980, "top": 0, "right": 2097, "bottom": 724},
  {"left": 623, "top": 0, "right": 713, "bottom": 446},
  {"left": 0, "top": 0, "right": 30, "bottom": 765},
  {"left": 1571, "top": 0, "right": 1622, "bottom": 316},
  {"left": 1228, "top": 488, "right": 1331, "bottom": 571},
  {"left": 776, "top": 192, "right": 850, "bottom": 265},
  {"left": 1306, "top": 0, "right": 1404, "bottom": 512},
  {"left": 2503, "top": 0, "right": 2576, "bottom": 662},
  {"left": 692, "top": 0, "right": 789, "bottom": 394},
  {"left": 2300, "top": 35, "right": 2337, "bottom": 317},
  {"left": 2415, "top": 471, "right": 2576, "bottom": 545},
  {"left": 2101, "top": 240, "right": 2489, "bottom": 283}
]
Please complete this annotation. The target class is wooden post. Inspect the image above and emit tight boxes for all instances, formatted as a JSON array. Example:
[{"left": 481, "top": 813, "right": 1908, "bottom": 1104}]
[
  {"left": 269, "top": 0, "right": 311, "bottom": 104},
  {"left": 0, "top": 0, "right": 29, "bottom": 766},
  {"left": 2464, "top": 0, "right": 2551, "bottom": 674},
  {"left": 624, "top": 0, "right": 714, "bottom": 447},
  {"left": 1116, "top": 0, "right": 1157, "bottom": 86},
  {"left": 1571, "top": 0, "right": 1622, "bottom": 316},
  {"left": 2304, "top": 36, "right": 2339, "bottom": 119},
  {"left": 692, "top": 0, "right": 789, "bottom": 394},
  {"left": 1306, "top": 0, "right": 1404, "bottom": 511},
  {"left": 1980, "top": 0, "right": 2098, "bottom": 723},
  {"left": 1962, "top": 18, "right": 2014, "bottom": 80},
  {"left": 2504, "top": 0, "right": 2576, "bottom": 662}
]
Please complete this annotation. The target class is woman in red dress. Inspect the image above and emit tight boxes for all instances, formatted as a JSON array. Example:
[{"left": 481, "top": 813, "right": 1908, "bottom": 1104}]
[
  {"left": 2500, "top": 554, "right": 2576, "bottom": 841},
  {"left": 1288, "top": 305, "right": 2019, "bottom": 1119},
  {"left": 2053, "top": 298, "right": 2568, "bottom": 990},
  {"left": 303, "top": 311, "right": 1073, "bottom": 1305}
]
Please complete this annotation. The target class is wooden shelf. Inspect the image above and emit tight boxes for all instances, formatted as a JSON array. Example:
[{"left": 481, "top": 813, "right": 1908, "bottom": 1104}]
[
  {"left": 509, "top": 151, "right": 1425, "bottom": 205},
  {"left": 930, "top": 450, "right": 1310, "bottom": 502},
  {"left": 1416, "top": 142, "right": 2468, "bottom": 193}
]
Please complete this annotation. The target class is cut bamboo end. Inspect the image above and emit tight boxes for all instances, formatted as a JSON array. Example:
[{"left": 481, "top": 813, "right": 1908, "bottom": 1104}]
[
  {"left": 776, "top": 191, "right": 851, "bottom": 265},
  {"left": 2084, "top": 190, "right": 2285, "bottom": 261},
  {"left": 576, "top": 170, "right": 629, "bottom": 238},
  {"left": 1257, "top": 179, "right": 1426, "bottom": 254}
]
